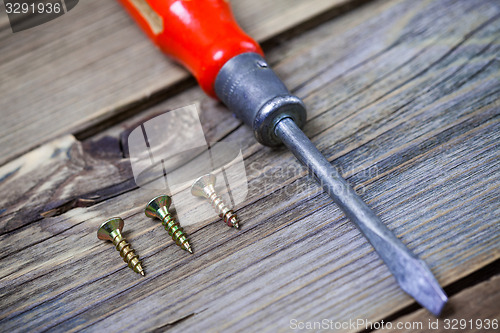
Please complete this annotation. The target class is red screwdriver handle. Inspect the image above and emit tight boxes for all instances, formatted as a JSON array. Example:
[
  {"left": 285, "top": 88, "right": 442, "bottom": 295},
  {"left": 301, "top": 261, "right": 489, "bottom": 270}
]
[{"left": 118, "top": 0, "right": 263, "bottom": 97}]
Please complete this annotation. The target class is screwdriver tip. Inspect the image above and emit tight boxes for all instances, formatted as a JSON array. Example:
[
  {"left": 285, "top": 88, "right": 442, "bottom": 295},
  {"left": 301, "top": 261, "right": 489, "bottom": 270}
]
[{"left": 397, "top": 258, "right": 448, "bottom": 316}]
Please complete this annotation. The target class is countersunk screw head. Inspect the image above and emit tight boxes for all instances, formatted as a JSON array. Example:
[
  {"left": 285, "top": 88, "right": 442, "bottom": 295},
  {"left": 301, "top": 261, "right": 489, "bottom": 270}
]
[
  {"left": 97, "top": 217, "right": 124, "bottom": 241},
  {"left": 145, "top": 195, "right": 172, "bottom": 220},
  {"left": 191, "top": 174, "right": 216, "bottom": 198}
]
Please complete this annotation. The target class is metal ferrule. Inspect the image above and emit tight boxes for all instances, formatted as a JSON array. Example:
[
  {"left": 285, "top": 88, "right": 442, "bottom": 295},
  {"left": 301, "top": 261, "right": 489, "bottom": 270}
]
[{"left": 214, "top": 52, "right": 307, "bottom": 146}]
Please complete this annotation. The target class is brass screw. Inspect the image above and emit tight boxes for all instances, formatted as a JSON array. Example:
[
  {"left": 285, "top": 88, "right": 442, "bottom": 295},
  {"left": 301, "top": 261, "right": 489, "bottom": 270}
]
[
  {"left": 191, "top": 173, "right": 240, "bottom": 229},
  {"left": 145, "top": 195, "right": 193, "bottom": 254},
  {"left": 97, "top": 217, "right": 145, "bottom": 276}
]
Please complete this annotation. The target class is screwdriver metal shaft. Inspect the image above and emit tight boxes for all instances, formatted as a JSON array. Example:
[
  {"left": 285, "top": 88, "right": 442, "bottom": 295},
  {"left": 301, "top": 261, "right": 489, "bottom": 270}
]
[{"left": 275, "top": 118, "right": 448, "bottom": 316}]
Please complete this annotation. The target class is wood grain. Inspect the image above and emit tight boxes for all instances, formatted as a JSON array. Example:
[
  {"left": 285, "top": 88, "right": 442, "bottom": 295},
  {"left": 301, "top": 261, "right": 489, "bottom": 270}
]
[
  {"left": 0, "top": 134, "right": 132, "bottom": 234},
  {"left": 0, "top": 0, "right": 499, "bottom": 331},
  {"left": 0, "top": 0, "right": 354, "bottom": 166},
  {"left": 0, "top": 2, "right": 9, "bottom": 29}
]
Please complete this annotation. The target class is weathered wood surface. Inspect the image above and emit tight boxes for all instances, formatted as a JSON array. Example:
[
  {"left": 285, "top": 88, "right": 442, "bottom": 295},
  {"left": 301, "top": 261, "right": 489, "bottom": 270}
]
[
  {"left": 0, "top": 0, "right": 355, "bottom": 166},
  {"left": 377, "top": 274, "right": 500, "bottom": 333},
  {"left": 1, "top": 0, "right": 500, "bottom": 331},
  {"left": 0, "top": 2, "right": 9, "bottom": 28}
]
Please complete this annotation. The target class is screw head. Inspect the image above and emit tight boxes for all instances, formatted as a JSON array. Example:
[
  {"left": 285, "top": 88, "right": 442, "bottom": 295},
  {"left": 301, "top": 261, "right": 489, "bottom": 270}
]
[
  {"left": 191, "top": 173, "right": 216, "bottom": 198},
  {"left": 97, "top": 217, "right": 124, "bottom": 241},
  {"left": 145, "top": 195, "right": 172, "bottom": 220}
]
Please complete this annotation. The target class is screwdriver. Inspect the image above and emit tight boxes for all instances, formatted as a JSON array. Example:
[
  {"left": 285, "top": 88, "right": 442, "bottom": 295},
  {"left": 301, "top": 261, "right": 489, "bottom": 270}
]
[{"left": 118, "top": 0, "right": 448, "bottom": 315}]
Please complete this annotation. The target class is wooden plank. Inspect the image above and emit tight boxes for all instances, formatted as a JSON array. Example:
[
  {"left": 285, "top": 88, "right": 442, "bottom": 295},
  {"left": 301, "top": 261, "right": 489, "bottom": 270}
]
[
  {"left": 0, "top": 89, "right": 234, "bottom": 235},
  {"left": 376, "top": 274, "right": 500, "bottom": 333},
  {"left": 0, "top": 135, "right": 130, "bottom": 234},
  {"left": 0, "top": 0, "right": 499, "bottom": 331},
  {"left": 0, "top": 2, "right": 9, "bottom": 29},
  {"left": 0, "top": 112, "right": 498, "bottom": 332},
  {"left": 0, "top": 0, "right": 354, "bottom": 166},
  {"left": 2, "top": 0, "right": 499, "bottom": 235}
]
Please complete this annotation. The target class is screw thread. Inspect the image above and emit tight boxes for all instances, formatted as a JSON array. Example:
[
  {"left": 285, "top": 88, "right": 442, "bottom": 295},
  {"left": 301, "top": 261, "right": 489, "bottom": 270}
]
[
  {"left": 162, "top": 214, "right": 193, "bottom": 253},
  {"left": 112, "top": 233, "right": 144, "bottom": 276},
  {"left": 207, "top": 192, "right": 239, "bottom": 228}
]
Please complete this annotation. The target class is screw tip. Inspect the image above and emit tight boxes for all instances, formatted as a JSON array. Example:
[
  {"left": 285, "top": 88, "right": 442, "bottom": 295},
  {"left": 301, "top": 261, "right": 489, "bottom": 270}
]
[
  {"left": 136, "top": 263, "right": 145, "bottom": 276},
  {"left": 228, "top": 214, "right": 240, "bottom": 229},
  {"left": 183, "top": 242, "right": 193, "bottom": 254}
]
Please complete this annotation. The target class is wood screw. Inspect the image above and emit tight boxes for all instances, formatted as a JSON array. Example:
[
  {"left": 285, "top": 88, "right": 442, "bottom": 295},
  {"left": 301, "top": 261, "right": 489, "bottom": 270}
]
[
  {"left": 191, "top": 173, "right": 240, "bottom": 229},
  {"left": 97, "top": 217, "right": 145, "bottom": 276},
  {"left": 145, "top": 195, "right": 193, "bottom": 254}
]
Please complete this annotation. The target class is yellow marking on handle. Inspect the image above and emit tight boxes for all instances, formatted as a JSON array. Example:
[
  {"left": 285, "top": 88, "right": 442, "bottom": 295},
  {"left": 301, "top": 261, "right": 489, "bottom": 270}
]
[{"left": 129, "top": 0, "right": 164, "bottom": 35}]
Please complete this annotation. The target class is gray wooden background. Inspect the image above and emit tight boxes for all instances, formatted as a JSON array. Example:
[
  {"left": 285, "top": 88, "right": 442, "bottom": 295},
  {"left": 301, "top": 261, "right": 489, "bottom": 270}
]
[{"left": 0, "top": 0, "right": 499, "bottom": 332}]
